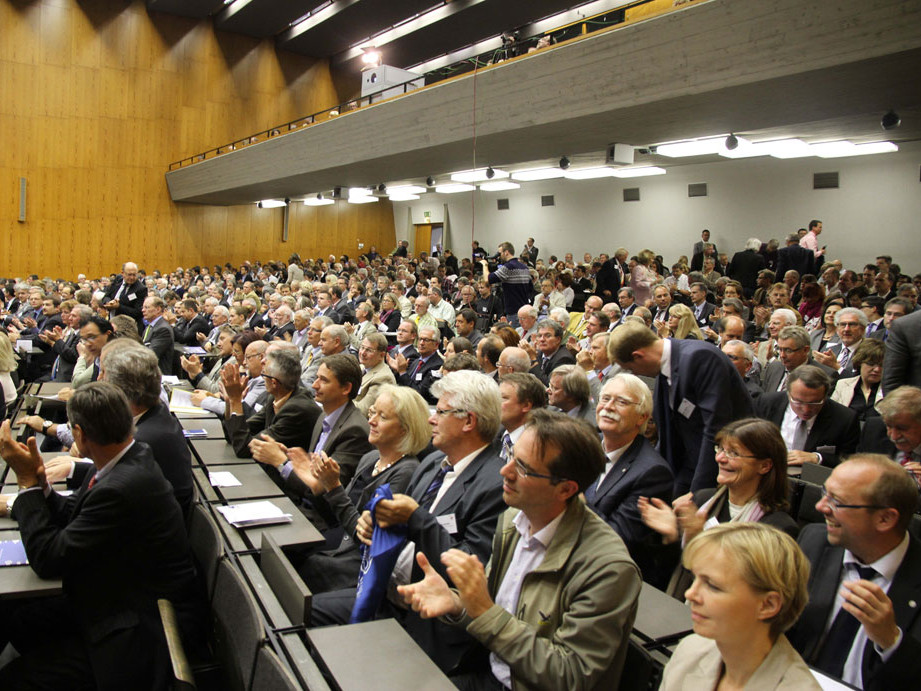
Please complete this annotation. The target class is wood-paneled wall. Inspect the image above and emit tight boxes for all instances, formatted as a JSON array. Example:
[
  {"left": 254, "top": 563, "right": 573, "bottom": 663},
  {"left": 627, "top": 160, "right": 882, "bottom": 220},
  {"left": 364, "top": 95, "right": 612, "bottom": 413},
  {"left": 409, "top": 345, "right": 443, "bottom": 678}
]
[{"left": 0, "top": 0, "right": 395, "bottom": 279}]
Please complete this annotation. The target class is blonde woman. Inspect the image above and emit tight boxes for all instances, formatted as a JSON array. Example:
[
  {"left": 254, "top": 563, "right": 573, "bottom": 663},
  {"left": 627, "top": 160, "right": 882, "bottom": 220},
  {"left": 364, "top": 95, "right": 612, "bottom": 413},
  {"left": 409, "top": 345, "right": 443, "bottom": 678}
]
[
  {"left": 659, "top": 523, "right": 819, "bottom": 690},
  {"left": 0, "top": 332, "right": 19, "bottom": 405},
  {"left": 656, "top": 303, "right": 703, "bottom": 340}
]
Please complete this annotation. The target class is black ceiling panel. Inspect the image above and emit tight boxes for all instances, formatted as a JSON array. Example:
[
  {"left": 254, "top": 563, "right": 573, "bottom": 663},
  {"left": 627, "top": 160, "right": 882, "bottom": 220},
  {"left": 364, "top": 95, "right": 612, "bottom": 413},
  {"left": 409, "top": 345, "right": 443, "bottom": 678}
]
[
  {"left": 333, "top": 0, "right": 591, "bottom": 72},
  {"left": 146, "top": 0, "right": 227, "bottom": 19},
  {"left": 216, "top": 0, "right": 329, "bottom": 39},
  {"left": 279, "top": 0, "right": 444, "bottom": 58}
]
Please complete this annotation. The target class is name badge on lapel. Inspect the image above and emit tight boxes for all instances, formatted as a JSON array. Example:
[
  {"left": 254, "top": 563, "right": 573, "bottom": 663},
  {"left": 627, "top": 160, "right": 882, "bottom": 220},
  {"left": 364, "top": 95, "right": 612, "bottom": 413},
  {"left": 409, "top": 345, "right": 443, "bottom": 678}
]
[{"left": 436, "top": 514, "right": 458, "bottom": 534}]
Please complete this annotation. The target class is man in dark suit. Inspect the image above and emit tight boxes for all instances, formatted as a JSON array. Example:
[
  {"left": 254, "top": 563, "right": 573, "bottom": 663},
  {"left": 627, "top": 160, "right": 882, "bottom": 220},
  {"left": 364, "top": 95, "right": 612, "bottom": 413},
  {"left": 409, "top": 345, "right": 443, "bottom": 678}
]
[
  {"left": 141, "top": 295, "right": 175, "bottom": 375},
  {"left": 761, "top": 325, "right": 838, "bottom": 393},
  {"left": 788, "top": 455, "right": 921, "bottom": 690},
  {"left": 529, "top": 320, "right": 576, "bottom": 385},
  {"left": 883, "top": 308, "right": 921, "bottom": 394},
  {"left": 861, "top": 387, "right": 921, "bottom": 485},
  {"left": 813, "top": 306, "right": 867, "bottom": 379},
  {"left": 588, "top": 374, "right": 673, "bottom": 573},
  {"left": 524, "top": 237, "right": 539, "bottom": 266},
  {"left": 775, "top": 233, "right": 815, "bottom": 280},
  {"left": 310, "top": 370, "right": 506, "bottom": 672},
  {"left": 102, "top": 261, "right": 148, "bottom": 329},
  {"left": 594, "top": 255, "right": 623, "bottom": 301},
  {"left": 689, "top": 282, "right": 716, "bottom": 328},
  {"left": 756, "top": 365, "right": 859, "bottom": 468},
  {"left": 609, "top": 322, "right": 753, "bottom": 495},
  {"left": 726, "top": 239, "right": 766, "bottom": 296},
  {"left": 280, "top": 353, "right": 371, "bottom": 494},
  {"left": 395, "top": 325, "right": 443, "bottom": 403},
  {"left": 547, "top": 364, "right": 596, "bottom": 428},
  {"left": 868, "top": 297, "right": 910, "bottom": 343},
  {"left": 0, "top": 383, "right": 201, "bottom": 689},
  {"left": 173, "top": 298, "right": 210, "bottom": 346},
  {"left": 42, "top": 303, "right": 93, "bottom": 382},
  {"left": 331, "top": 286, "right": 356, "bottom": 325},
  {"left": 223, "top": 347, "right": 319, "bottom": 458}
]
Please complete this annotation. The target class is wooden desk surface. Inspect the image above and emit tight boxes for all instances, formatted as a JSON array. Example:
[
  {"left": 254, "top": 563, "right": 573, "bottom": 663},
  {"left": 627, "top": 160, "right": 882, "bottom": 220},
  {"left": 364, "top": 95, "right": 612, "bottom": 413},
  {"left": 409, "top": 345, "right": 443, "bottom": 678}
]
[
  {"left": 633, "top": 582, "right": 693, "bottom": 644},
  {"left": 220, "top": 497, "right": 324, "bottom": 551},
  {"left": 309, "top": 619, "right": 455, "bottom": 691},
  {"left": 205, "top": 463, "right": 285, "bottom": 501},
  {"left": 189, "top": 439, "right": 251, "bottom": 466},
  {"left": 181, "top": 417, "right": 227, "bottom": 440}
]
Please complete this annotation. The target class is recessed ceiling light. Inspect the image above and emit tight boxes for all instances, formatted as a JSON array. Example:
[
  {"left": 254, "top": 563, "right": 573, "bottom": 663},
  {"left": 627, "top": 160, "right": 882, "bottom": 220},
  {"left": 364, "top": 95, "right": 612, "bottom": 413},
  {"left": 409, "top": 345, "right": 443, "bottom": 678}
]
[
  {"left": 435, "top": 183, "right": 476, "bottom": 194},
  {"left": 450, "top": 168, "right": 508, "bottom": 183},
  {"left": 304, "top": 196, "right": 334, "bottom": 206},
  {"left": 511, "top": 168, "right": 566, "bottom": 181},
  {"left": 811, "top": 141, "right": 898, "bottom": 158},
  {"left": 388, "top": 194, "right": 420, "bottom": 201},
  {"left": 347, "top": 196, "right": 378, "bottom": 204},
  {"left": 657, "top": 136, "right": 746, "bottom": 158},
  {"left": 480, "top": 181, "right": 520, "bottom": 191},
  {"left": 387, "top": 185, "right": 426, "bottom": 195},
  {"left": 564, "top": 167, "right": 618, "bottom": 180},
  {"left": 257, "top": 199, "right": 286, "bottom": 208},
  {"left": 610, "top": 167, "right": 666, "bottom": 178}
]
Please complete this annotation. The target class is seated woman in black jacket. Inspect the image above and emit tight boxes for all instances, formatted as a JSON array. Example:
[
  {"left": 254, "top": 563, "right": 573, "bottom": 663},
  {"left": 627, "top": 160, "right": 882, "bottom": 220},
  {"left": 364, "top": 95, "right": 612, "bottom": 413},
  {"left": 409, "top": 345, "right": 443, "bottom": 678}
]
[{"left": 288, "top": 384, "right": 430, "bottom": 593}]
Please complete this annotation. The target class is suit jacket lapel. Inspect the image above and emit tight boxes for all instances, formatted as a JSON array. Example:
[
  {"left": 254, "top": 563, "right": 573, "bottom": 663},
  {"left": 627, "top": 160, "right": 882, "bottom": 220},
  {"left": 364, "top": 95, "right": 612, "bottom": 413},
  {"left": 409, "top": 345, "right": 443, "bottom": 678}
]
[
  {"left": 594, "top": 437, "right": 643, "bottom": 500},
  {"left": 433, "top": 447, "right": 490, "bottom": 513}
]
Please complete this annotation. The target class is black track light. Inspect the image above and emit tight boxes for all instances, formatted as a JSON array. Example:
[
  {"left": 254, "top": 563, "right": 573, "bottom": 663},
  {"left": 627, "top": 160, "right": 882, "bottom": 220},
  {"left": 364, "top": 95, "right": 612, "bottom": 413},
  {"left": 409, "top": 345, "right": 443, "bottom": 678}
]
[
  {"left": 559, "top": 156, "right": 570, "bottom": 170},
  {"left": 486, "top": 166, "right": 495, "bottom": 179},
  {"left": 881, "top": 110, "right": 901, "bottom": 130},
  {"left": 426, "top": 176, "right": 435, "bottom": 187},
  {"left": 725, "top": 134, "right": 739, "bottom": 150}
]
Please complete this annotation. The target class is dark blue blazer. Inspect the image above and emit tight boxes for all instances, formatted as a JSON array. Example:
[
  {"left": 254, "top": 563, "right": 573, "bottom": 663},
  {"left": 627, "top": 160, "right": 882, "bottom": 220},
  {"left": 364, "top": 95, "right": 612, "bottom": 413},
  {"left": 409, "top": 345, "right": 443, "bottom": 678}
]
[
  {"left": 789, "top": 524, "right": 921, "bottom": 691},
  {"left": 654, "top": 339, "right": 754, "bottom": 494}
]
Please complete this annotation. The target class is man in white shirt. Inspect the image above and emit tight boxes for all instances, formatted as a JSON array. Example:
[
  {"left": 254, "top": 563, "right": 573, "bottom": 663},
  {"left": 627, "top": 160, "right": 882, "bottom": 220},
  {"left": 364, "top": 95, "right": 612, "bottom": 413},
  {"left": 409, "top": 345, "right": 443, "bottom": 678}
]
[
  {"left": 397, "top": 409, "right": 641, "bottom": 689},
  {"left": 789, "top": 455, "right": 921, "bottom": 690}
]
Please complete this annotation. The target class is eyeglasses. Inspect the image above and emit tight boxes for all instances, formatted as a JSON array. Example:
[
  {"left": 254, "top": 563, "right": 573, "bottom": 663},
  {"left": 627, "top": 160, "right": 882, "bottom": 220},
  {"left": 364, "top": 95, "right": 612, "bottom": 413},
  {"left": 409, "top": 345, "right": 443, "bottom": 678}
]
[
  {"left": 598, "top": 395, "right": 639, "bottom": 408},
  {"left": 418, "top": 337, "right": 438, "bottom": 343},
  {"left": 514, "top": 458, "right": 563, "bottom": 484},
  {"left": 432, "top": 407, "right": 467, "bottom": 418},
  {"left": 788, "top": 395, "right": 825, "bottom": 408},
  {"left": 714, "top": 445, "right": 759, "bottom": 461},
  {"left": 244, "top": 352, "right": 263, "bottom": 360},
  {"left": 777, "top": 346, "right": 807, "bottom": 355},
  {"left": 820, "top": 486, "right": 887, "bottom": 513},
  {"left": 262, "top": 374, "right": 280, "bottom": 384}
]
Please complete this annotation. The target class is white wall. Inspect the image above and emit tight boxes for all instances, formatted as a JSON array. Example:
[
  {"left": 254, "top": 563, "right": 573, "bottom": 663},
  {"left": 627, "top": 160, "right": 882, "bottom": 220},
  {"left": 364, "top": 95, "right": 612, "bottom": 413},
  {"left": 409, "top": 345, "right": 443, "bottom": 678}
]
[{"left": 393, "top": 141, "right": 921, "bottom": 273}]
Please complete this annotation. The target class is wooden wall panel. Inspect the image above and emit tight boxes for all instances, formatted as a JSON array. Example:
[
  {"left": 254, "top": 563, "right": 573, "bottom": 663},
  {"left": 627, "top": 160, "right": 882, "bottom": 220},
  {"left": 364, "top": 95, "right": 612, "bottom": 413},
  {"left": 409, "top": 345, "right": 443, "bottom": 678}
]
[{"left": 0, "top": 0, "right": 393, "bottom": 280}]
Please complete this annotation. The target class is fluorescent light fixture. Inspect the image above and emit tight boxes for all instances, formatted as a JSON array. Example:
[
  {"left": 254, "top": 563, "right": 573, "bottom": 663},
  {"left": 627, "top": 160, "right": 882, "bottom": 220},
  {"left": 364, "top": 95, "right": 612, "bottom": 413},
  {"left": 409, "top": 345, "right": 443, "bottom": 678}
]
[
  {"left": 361, "top": 49, "right": 382, "bottom": 67},
  {"left": 811, "top": 140, "right": 898, "bottom": 158},
  {"left": 387, "top": 185, "right": 426, "bottom": 195},
  {"left": 450, "top": 168, "right": 508, "bottom": 183},
  {"left": 347, "top": 196, "right": 378, "bottom": 204},
  {"left": 304, "top": 196, "right": 334, "bottom": 206},
  {"left": 480, "top": 181, "right": 520, "bottom": 191},
  {"left": 348, "top": 187, "right": 372, "bottom": 197},
  {"left": 511, "top": 168, "right": 566, "bottom": 181},
  {"left": 388, "top": 194, "right": 420, "bottom": 202},
  {"left": 564, "top": 167, "right": 618, "bottom": 180},
  {"left": 257, "top": 199, "right": 286, "bottom": 208},
  {"left": 766, "top": 139, "right": 813, "bottom": 159},
  {"left": 610, "top": 166, "right": 666, "bottom": 178},
  {"left": 434, "top": 183, "right": 475, "bottom": 194},
  {"left": 657, "top": 136, "right": 746, "bottom": 158}
]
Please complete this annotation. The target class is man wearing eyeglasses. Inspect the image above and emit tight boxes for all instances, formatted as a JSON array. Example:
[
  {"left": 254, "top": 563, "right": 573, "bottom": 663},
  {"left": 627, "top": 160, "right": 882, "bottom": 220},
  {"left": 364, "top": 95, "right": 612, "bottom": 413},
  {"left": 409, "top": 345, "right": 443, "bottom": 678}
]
[
  {"left": 762, "top": 325, "right": 838, "bottom": 393},
  {"left": 755, "top": 364, "right": 859, "bottom": 468},
  {"left": 397, "top": 409, "right": 641, "bottom": 689},
  {"left": 788, "top": 455, "right": 921, "bottom": 690},
  {"left": 309, "top": 371, "right": 505, "bottom": 672},
  {"left": 813, "top": 306, "right": 867, "bottom": 377},
  {"left": 395, "top": 325, "right": 443, "bottom": 404}
]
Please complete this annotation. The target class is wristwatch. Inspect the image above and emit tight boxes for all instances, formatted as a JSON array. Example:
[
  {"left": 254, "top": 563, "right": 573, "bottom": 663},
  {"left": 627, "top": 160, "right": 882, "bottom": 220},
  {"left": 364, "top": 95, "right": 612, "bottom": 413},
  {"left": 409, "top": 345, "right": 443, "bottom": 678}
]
[{"left": 41, "top": 419, "right": 53, "bottom": 433}]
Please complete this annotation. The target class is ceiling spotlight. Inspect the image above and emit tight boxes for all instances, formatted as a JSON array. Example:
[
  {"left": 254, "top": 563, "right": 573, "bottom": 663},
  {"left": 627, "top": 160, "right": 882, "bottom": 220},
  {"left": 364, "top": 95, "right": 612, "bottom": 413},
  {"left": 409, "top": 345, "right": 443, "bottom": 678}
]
[
  {"left": 485, "top": 166, "right": 495, "bottom": 179},
  {"left": 361, "top": 49, "right": 382, "bottom": 67},
  {"left": 725, "top": 134, "right": 739, "bottom": 150},
  {"left": 377, "top": 183, "right": 387, "bottom": 193},
  {"left": 559, "top": 156, "right": 570, "bottom": 170},
  {"left": 426, "top": 176, "right": 435, "bottom": 187},
  {"left": 881, "top": 110, "right": 901, "bottom": 130}
]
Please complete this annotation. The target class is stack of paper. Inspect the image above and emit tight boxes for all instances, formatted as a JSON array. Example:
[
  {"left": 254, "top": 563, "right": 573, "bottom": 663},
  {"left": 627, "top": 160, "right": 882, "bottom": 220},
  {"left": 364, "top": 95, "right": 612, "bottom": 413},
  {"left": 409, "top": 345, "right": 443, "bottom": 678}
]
[
  {"left": 209, "top": 471, "right": 242, "bottom": 487},
  {"left": 216, "top": 501, "right": 293, "bottom": 528},
  {"left": 168, "top": 389, "right": 211, "bottom": 416}
]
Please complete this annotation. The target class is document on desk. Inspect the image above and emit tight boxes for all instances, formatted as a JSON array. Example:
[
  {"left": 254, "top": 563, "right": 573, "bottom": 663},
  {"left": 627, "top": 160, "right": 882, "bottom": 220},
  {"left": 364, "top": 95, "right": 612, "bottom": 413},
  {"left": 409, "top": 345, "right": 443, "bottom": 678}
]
[
  {"left": 15, "top": 340, "right": 38, "bottom": 354},
  {"left": 209, "top": 471, "right": 242, "bottom": 488},
  {"left": 169, "top": 388, "right": 209, "bottom": 416},
  {"left": 216, "top": 501, "right": 293, "bottom": 528},
  {"left": 183, "top": 346, "right": 208, "bottom": 356},
  {"left": 0, "top": 539, "right": 29, "bottom": 567}
]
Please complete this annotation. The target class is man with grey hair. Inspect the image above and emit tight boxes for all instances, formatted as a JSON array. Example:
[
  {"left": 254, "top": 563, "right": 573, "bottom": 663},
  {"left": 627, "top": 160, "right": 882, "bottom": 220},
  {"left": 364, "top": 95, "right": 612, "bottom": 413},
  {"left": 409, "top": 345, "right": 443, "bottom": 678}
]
[
  {"left": 515, "top": 304, "right": 538, "bottom": 344},
  {"left": 266, "top": 304, "right": 295, "bottom": 341},
  {"left": 814, "top": 306, "right": 867, "bottom": 377},
  {"left": 721, "top": 339, "right": 762, "bottom": 399},
  {"left": 427, "top": 287, "right": 456, "bottom": 334},
  {"left": 762, "top": 325, "right": 838, "bottom": 393},
  {"left": 756, "top": 364, "right": 859, "bottom": 467},
  {"left": 529, "top": 319, "right": 575, "bottom": 385},
  {"left": 395, "top": 324, "right": 443, "bottom": 404},
  {"left": 199, "top": 304, "right": 229, "bottom": 350},
  {"left": 310, "top": 371, "right": 505, "bottom": 671},
  {"left": 727, "top": 237, "right": 766, "bottom": 297},
  {"left": 548, "top": 364, "right": 595, "bottom": 427},
  {"left": 302, "top": 322, "right": 347, "bottom": 391},
  {"left": 602, "top": 302, "right": 622, "bottom": 332},
  {"left": 497, "top": 346, "right": 531, "bottom": 377},
  {"left": 859, "top": 386, "right": 921, "bottom": 484},
  {"left": 45, "top": 303, "right": 94, "bottom": 382},
  {"left": 591, "top": 373, "right": 672, "bottom": 578},
  {"left": 223, "top": 347, "right": 319, "bottom": 459}
]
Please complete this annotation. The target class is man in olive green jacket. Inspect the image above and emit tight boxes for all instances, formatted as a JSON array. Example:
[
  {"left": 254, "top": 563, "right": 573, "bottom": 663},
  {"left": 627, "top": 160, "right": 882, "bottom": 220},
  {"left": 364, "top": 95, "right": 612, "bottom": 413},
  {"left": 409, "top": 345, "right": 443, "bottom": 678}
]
[{"left": 399, "top": 410, "right": 641, "bottom": 690}]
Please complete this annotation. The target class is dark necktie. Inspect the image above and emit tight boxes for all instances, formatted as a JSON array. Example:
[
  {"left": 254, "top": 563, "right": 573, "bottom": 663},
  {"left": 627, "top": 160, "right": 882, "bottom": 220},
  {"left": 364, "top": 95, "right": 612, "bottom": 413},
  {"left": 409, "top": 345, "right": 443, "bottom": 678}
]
[
  {"left": 419, "top": 464, "right": 450, "bottom": 509},
  {"left": 813, "top": 564, "right": 879, "bottom": 678},
  {"left": 500, "top": 432, "right": 513, "bottom": 463}
]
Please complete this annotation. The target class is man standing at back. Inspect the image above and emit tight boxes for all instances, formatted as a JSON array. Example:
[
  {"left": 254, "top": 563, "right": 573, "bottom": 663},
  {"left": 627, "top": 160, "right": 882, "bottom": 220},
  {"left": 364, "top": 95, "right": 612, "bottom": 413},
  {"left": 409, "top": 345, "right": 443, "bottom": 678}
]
[
  {"left": 609, "top": 322, "right": 753, "bottom": 494},
  {"left": 481, "top": 242, "right": 532, "bottom": 327},
  {"left": 0, "top": 383, "right": 201, "bottom": 689},
  {"left": 103, "top": 261, "right": 148, "bottom": 329}
]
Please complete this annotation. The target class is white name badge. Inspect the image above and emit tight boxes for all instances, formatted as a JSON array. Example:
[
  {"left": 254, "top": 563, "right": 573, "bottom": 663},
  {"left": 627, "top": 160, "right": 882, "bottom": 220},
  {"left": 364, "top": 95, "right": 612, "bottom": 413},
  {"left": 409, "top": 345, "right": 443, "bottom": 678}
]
[
  {"left": 127, "top": 293, "right": 137, "bottom": 301},
  {"left": 678, "top": 398, "right": 696, "bottom": 418},
  {"left": 436, "top": 514, "right": 458, "bottom": 534},
  {"left": 415, "top": 372, "right": 424, "bottom": 381}
]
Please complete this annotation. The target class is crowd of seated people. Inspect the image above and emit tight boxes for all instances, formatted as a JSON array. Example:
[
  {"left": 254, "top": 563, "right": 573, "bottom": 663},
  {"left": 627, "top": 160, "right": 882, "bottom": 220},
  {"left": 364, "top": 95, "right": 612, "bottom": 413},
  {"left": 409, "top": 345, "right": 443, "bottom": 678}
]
[{"left": 0, "top": 227, "right": 919, "bottom": 689}]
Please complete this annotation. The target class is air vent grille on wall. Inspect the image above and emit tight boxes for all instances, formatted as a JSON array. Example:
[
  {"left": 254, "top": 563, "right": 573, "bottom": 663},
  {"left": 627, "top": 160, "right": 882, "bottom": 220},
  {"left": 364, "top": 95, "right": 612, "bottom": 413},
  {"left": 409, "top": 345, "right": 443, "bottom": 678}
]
[
  {"left": 541, "top": 195, "right": 555, "bottom": 207},
  {"left": 623, "top": 188, "right": 640, "bottom": 202},
  {"left": 688, "top": 183, "right": 708, "bottom": 197},
  {"left": 497, "top": 198, "right": 510, "bottom": 210},
  {"left": 813, "top": 172, "right": 839, "bottom": 189}
]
